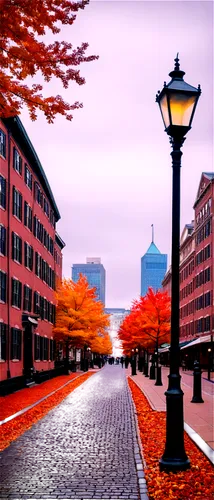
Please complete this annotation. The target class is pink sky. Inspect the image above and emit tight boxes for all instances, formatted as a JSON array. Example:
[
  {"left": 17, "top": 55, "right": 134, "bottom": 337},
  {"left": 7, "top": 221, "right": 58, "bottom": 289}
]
[{"left": 20, "top": 0, "right": 213, "bottom": 308}]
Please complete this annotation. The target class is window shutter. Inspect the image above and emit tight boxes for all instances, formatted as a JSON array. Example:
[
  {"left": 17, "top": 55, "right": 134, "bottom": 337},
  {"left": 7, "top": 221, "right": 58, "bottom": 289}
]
[
  {"left": 31, "top": 247, "right": 33, "bottom": 270},
  {"left": 47, "top": 338, "right": 50, "bottom": 360},
  {"left": 40, "top": 296, "right": 44, "bottom": 320},
  {"left": 24, "top": 201, "right": 27, "bottom": 226},
  {"left": 11, "top": 327, "right": 14, "bottom": 359},
  {"left": 40, "top": 336, "right": 44, "bottom": 360},
  {"left": 29, "top": 207, "right": 32, "bottom": 231},
  {"left": 20, "top": 193, "right": 22, "bottom": 221},
  {"left": 23, "top": 284, "right": 26, "bottom": 310},
  {"left": 2, "top": 324, "right": 6, "bottom": 360},
  {"left": 20, "top": 157, "right": 22, "bottom": 175},
  {"left": 18, "top": 330, "right": 22, "bottom": 360},
  {"left": 19, "top": 237, "right": 22, "bottom": 264},
  {"left": 47, "top": 301, "right": 50, "bottom": 322},
  {"left": 35, "top": 252, "right": 38, "bottom": 274},
  {"left": 19, "top": 282, "right": 22, "bottom": 309},
  {"left": 12, "top": 186, "right": 15, "bottom": 215},
  {"left": 13, "top": 147, "right": 16, "bottom": 169},
  {"left": 34, "top": 334, "right": 37, "bottom": 361},
  {"left": 29, "top": 288, "right": 32, "bottom": 312},
  {"left": 33, "top": 216, "right": 36, "bottom": 236},
  {"left": 34, "top": 291, "right": 37, "bottom": 313},
  {"left": 53, "top": 304, "right": 56, "bottom": 325},
  {"left": 11, "top": 278, "right": 14, "bottom": 306},
  {"left": 24, "top": 242, "right": 26, "bottom": 266},
  {"left": 12, "top": 232, "right": 15, "bottom": 260}
]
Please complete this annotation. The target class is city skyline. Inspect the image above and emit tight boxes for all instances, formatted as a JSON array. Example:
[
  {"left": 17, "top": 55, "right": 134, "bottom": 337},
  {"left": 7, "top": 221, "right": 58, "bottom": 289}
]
[{"left": 18, "top": 1, "right": 213, "bottom": 308}]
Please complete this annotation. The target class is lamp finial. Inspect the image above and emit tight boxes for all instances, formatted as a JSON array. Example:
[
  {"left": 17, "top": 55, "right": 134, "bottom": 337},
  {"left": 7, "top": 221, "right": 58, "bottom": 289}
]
[{"left": 174, "top": 53, "right": 180, "bottom": 71}]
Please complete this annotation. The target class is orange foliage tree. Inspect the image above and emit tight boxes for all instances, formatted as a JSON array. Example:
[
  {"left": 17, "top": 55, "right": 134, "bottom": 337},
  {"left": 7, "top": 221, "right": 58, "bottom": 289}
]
[
  {"left": 90, "top": 332, "right": 112, "bottom": 356},
  {"left": 118, "top": 288, "right": 171, "bottom": 357},
  {"left": 0, "top": 0, "right": 98, "bottom": 122},
  {"left": 53, "top": 275, "right": 110, "bottom": 371}
]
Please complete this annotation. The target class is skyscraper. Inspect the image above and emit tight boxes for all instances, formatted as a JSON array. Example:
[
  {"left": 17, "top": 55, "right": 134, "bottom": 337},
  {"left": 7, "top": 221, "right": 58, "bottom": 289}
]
[
  {"left": 72, "top": 258, "right": 106, "bottom": 305},
  {"left": 141, "top": 239, "right": 167, "bottom": 297}
]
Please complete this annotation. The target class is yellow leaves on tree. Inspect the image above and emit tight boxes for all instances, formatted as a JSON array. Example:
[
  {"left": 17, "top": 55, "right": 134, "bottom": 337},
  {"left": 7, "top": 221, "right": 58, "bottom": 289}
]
[
  {"left": 90, "top": 332, "right": 112, "bottom": 356},
  {"left": 53, "top": 274, "right": 110, "bottom": 355},
  {"left": 0, "top": 0, "right": 98, "bottom": 122},
  {"left": 118, "top": 288, "right": 171, "bottom": 353}
]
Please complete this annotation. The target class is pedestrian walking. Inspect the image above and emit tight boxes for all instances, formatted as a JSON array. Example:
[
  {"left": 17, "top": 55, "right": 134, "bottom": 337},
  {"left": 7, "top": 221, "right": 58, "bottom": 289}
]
[{"left": 121, "top": 356, "right": 124, "bottom": 368}]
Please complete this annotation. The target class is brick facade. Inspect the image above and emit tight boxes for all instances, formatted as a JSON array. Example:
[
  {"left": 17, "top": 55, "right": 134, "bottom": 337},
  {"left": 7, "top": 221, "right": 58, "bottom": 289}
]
[
  {"left": 0, "top": 117, "right": 65, "bottom": 383},
  {"left": 162, "top": 172, "right": 214, "bottom": 344}
]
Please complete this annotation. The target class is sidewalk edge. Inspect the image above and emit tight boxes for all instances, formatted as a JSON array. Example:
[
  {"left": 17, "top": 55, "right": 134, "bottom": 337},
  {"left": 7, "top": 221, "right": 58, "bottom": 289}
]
[
  {"left": 129, "top": 376, "right": 214, "bottom": 466},
  {"left": 127, "top": 376, "right": 149, "bottom": 500}
]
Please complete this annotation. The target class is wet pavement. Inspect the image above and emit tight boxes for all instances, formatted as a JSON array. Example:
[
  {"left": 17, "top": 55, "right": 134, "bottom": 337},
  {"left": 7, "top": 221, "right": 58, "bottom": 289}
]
[{"left": 0, "top": 365, "right": 145, "bottom": 500}]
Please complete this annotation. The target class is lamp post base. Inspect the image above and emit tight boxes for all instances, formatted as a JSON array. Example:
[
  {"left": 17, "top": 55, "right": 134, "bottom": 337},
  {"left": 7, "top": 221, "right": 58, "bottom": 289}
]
[
  {"left": 159, "top": 456, "right": 190, "bottom": 472},
  {"left": 159, "top": 374, "right": 190, "bottom": 472}
]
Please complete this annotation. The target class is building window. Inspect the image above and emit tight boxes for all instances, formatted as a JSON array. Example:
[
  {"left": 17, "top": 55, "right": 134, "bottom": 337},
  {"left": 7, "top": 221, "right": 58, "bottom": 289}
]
[
  {"left": 34, "top": 334, "right": 40, "bottom": 360},
  {"left": 204, "top": 244, "right": 211, "bottom": 260},
  {"left": 13, "top": 148, "right": 22, "bottom": 175},
  {"left": 49, "top": 303, "right": 53, "bottom": 324},
  {"left": 43, "top": 337, "right": 48, "bottom": 360},
  {"left": 44, "top": 198, "right": 49, "bottom": 217},
  {"left": 50, "top": 339, "right": 54, "bottom": 361},
  {"left": 24, "top": 165, "right": 32, "bottom": 190},
  {"left": 0, "top": 129, "right": 6, "bottom": 158},
  {"left": 0, "top": 175, "right": 6, "bottom": 209},
  {"left": 23, "top": 285, "right": 32, "bottom": 312},
  {"left": 11, "top": 278, "right": 22, "bottom": 308},
  {"left": 40, "top": 336, "right": 44, "bottom": 360},
  {"left": 13, "top": 187, "right": 22, "bottom": 220},
  {"left": 0, "top": 225, "right": 6, "bottom": 255},
  {"left": 49, "top": 237, "right": 54, "bottom": 255},
  {"left": 0, "top": 323, "right": 7, "bottom": 360},
  {"left": 12, "top": 232, "right": 22, "bottom": 264},
  {"left": 34, "top": 182, "right": 43, "bottom": 207},
  {"left": 24, "top": 202, "right": 32, "bottom": 231},
  {"left": 11, "top": 328, "right": 22, "bottom": 360},
  {"left": 35, "top": 252, "right": 42, "bottom": 278},
  {"left": 34, "top": 291, "right": 40, "bottom": 315},
  {"left": 205, "top": 291, "right": 211, "bottom": 307},
  {"left": 24, "top": 243, "right": 33, "bottom": 270},
  {"left": 204, "top": 316, "right": 210, "bottom": 332},
  {"left": 204, "top": 267, "right": 211, "bottom": 283},
  {"left": 33, "top": 216, "right": 43, "bottom": 243},
  {"left": 0, "top": 271, "right": 7, "bottom": 302}
]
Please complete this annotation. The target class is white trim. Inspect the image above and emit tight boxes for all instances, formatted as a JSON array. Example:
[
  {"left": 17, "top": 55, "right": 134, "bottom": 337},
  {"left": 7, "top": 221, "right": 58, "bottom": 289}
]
[{"left": 184, "top": 422, "right": 214, "bottom": 465}]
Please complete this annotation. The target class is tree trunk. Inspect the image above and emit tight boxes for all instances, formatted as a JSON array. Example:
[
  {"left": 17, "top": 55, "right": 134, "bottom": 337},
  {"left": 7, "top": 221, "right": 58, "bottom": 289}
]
[{"left": 65, "top": 341, "right": 69, "bottom": 374}]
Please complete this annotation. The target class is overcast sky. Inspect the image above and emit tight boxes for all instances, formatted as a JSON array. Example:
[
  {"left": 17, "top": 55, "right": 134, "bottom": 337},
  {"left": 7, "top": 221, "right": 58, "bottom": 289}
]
[{"left": 20, "top": 0, "right": 213, "bottom": 308}]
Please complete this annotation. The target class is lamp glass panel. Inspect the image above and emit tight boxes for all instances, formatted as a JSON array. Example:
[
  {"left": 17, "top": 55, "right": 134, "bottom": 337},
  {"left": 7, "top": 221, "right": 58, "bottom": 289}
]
[
  {"left": 160, "top": 94, "right": 170, "bottom": 128},
  {"left": 169, "top": 92, "right": 197, "bottom": 126}
]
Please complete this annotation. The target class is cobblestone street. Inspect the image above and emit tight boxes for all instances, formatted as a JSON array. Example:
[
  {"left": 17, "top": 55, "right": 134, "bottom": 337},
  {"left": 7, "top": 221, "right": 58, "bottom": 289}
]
[{"left": 0, "top": 366, "right": 144, "bottom": 500}]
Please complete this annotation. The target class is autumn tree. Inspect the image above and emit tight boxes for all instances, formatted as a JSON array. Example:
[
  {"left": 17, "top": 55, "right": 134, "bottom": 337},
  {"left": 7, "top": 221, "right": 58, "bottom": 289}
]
[
  {"left": 118, "top": 288, "right": 170, "bottom": 380},
  {"left": 0, "top": 0, "right": 98, "bottom": 122},
  {"left": 90, "top": 332, "right": 112, "bottom": 356},
  {"left": 132, "top": 288, "right": 171, "bottom": 353},
  {"left": 53, "top": 275, "right": 110, "bottom": 372}
]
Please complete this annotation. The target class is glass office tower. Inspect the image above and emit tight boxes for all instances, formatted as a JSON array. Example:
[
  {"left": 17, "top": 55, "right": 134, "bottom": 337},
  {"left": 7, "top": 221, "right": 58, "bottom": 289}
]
[
  {"left": 72, "top": 258, "right": 106, "bottom": 305},
  {"left": 141, "top": 242, "right": 167, "bottom": 297}
]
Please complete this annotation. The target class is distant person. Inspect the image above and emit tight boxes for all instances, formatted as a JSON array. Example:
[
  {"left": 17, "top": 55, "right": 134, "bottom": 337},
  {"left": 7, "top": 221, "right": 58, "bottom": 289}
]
[{"left": 121, "top": 356, "right": 124, "bottom": 368}]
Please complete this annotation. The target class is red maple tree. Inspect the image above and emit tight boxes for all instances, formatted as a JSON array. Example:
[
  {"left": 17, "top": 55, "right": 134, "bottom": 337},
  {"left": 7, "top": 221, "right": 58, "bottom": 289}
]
[{"left": 0, "top": 0, "right": 98, "bottom": 122}]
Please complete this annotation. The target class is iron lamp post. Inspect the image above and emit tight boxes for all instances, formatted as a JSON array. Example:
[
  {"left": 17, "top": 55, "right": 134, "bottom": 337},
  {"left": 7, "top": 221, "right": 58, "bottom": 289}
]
[
  {"left": 131, "top": 348, "right": 138, "bottom": 376},
  {"left": 156, "top": 54, "right": 201, "bottom": 471}
]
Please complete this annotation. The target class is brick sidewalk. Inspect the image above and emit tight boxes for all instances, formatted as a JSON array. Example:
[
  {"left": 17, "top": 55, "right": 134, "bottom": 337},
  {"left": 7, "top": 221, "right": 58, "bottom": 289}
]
[{"left": 126, "top": 365, "right": 214, "bottom": 451}]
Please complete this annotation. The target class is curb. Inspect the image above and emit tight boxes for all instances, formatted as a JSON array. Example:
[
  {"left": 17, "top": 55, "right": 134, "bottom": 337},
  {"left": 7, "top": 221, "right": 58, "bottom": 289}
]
[
  {"left": 126, "top": 376, "right": 149, "bottom": 500},
  {"left": 129, "top": 375, "right": 214, "bottom": 466},
  {"left": 0, "top": 371, "right": 92, "bottom": 426}
]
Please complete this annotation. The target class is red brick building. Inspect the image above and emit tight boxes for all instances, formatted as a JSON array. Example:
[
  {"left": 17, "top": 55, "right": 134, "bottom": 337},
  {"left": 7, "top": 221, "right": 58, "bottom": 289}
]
[
  {"left": 162, "top": 172, "right": 214, "bottom": 366},
  {"left": 0, "top": 116, "right": 65, "bottom": 390}
]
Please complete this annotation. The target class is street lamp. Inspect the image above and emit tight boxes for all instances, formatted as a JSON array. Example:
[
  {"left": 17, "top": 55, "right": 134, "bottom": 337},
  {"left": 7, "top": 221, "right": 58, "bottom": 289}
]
[
  {"left": 131, "top": 348, "right": 138, "bottom": 376},
  {"left": 156, "top": 54, "right": 201, "bottom": 472}
]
